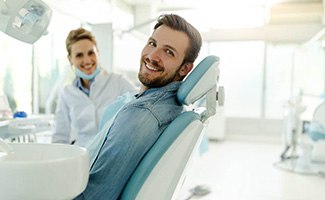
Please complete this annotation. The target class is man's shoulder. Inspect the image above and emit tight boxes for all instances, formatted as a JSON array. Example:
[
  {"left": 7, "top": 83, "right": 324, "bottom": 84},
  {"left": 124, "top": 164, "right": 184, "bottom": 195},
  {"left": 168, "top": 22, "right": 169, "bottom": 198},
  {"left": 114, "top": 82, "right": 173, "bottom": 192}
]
[{"left": 126, "top": 92, "right": 182, "bottom": 122}]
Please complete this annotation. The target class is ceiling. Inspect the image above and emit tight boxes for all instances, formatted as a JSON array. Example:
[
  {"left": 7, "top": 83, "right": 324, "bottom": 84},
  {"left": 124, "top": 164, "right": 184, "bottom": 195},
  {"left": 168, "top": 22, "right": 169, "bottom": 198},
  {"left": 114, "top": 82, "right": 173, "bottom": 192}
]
[{"left": 44, "top": 0, "right": 325, "bottom": 43}]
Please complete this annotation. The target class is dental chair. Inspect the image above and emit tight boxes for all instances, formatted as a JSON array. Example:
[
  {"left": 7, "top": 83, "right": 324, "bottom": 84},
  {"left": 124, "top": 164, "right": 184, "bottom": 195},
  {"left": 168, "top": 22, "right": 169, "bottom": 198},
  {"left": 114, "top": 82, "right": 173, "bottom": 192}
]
[
  {"left": 120, "top": 55, "right": 221, "bottom": 200},
  {"left": 308, "top": 101, "right": 325, "bottom": 141},
  {"left": 275, "top": 100, "right": 325, "bottom": 176},
  {"left": 307, "top": 101, "right": 325, "bottom": 163}
]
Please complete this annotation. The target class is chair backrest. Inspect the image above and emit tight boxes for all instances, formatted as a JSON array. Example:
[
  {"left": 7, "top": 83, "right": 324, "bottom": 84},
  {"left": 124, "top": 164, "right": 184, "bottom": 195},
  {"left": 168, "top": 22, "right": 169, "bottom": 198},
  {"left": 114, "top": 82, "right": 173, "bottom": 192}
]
[
  {"left": 313, "top": 101, "right": 325, "bottom": 127},
  {"left": 307, "top": 101, "right": 325, "bottom": 141},
  {"left": 120, "top": 55, "right": 220, "bottom": 200}
]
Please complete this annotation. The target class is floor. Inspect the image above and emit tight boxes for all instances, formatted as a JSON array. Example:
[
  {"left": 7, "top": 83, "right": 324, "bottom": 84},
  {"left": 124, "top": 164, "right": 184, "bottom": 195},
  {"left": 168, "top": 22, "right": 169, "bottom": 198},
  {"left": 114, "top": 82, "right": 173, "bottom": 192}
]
[
  {"left": 30, "top": 131, "right": 325, "bottom": 200},
  {"left": 177, "top": 139, "right": 325, "bottom": 200}
]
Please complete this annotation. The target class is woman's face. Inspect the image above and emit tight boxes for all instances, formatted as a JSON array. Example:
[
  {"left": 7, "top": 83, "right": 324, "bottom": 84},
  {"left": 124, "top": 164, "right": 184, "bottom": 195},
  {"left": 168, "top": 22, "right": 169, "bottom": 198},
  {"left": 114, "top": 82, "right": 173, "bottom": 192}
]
[{"left": 68, "top": 39, "right": 99, "bottom": 75}]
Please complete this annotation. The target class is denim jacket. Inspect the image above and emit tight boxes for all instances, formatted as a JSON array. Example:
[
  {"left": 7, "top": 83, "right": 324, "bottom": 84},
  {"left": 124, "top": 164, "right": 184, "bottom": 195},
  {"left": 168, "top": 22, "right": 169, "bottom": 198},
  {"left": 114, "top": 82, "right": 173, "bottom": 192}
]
[{"left": 74, "top": 81, "right": 184, "bottom": 200}]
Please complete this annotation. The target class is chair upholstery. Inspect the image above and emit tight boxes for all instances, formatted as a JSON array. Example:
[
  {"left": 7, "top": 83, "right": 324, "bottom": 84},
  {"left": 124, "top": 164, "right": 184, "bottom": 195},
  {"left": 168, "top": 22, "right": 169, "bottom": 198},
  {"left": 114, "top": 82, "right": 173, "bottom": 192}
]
[
  {"left": 308, "top": 101, "right": 325, "bottom": 141},
  {"left": 120, "top": 55, "right": 220, "bottom": 200}
]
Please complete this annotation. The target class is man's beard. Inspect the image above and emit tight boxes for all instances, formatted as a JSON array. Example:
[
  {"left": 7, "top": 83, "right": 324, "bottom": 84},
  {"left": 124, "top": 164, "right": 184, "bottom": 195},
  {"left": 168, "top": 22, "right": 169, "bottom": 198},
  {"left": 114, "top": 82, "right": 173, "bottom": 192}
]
[{"left": 138, "top": 65, "right": 182, "bottom": 88}]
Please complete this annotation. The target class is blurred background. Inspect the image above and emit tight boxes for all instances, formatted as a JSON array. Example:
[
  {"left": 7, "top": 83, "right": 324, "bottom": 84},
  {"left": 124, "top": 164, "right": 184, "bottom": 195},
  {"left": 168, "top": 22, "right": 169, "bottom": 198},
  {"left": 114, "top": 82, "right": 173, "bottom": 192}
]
[{"left": 1, "top": 0, "right": 324, "bottom": 141}]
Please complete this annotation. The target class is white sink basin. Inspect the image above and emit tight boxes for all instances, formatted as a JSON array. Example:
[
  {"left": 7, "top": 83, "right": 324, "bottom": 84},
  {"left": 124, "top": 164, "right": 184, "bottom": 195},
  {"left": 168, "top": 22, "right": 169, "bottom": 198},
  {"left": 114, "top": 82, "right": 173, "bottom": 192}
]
[{"left": 0, "top": 141, "right": 89, "bottom": 200}]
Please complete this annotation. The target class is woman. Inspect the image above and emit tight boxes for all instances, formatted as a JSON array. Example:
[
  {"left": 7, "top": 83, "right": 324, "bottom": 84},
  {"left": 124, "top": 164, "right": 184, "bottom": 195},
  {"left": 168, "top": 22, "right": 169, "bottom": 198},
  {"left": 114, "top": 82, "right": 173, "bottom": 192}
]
[{"left": 52, "top": 27, "right": 136, "bottom": 147}]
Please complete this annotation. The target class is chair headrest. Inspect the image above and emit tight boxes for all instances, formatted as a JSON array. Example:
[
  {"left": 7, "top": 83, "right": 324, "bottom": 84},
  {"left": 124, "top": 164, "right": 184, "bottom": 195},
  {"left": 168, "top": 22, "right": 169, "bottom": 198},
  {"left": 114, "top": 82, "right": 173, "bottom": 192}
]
[{"left": 177, "top": 55, "right": 220, "bottom": 106}]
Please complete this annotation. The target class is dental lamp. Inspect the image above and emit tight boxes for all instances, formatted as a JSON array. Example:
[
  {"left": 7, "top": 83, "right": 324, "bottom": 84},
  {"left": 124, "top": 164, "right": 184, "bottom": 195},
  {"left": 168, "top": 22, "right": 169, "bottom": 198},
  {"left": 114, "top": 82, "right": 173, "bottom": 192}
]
[{"left": 0, "top": 0, "right": 52, "bottom": 44}]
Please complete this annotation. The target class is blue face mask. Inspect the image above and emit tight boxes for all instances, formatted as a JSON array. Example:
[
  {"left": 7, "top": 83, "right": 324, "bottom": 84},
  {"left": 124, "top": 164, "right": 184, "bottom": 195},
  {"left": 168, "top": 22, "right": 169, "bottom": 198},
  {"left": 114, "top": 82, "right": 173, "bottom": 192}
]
[{"left": 75, "top": 66, "right": 100, "bottom": 80}]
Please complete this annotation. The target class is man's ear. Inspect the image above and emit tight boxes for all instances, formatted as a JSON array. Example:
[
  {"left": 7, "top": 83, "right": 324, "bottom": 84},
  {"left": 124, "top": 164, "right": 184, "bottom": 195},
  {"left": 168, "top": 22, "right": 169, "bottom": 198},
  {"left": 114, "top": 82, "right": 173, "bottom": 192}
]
[{"left": 179, "top": 62, "right": 194, "bottom": 77}]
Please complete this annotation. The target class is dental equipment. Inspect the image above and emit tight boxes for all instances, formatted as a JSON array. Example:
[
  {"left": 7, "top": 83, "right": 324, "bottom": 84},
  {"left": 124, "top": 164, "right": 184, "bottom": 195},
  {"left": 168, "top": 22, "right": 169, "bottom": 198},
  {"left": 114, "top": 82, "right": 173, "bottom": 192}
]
[
  {"left": 0, "top": 114, "right": 54, "bottom": 143},
  {"left": 280, "top": 95, "right": 306, "bottom": 161},
  {"left": 0, "top": 92, "right": 54, "bottom": 143},
  {"left": 275, "top": 96, "right": 325, "bottom": 177},
  {"left": 184, "top": 185, "right": 211, "bottom": 200},
  {"left": 307, "top": 101, "right": 325, "bottom": 162},
  {"left": 0, "top": 0, "right": 52, "bottom": 44}
]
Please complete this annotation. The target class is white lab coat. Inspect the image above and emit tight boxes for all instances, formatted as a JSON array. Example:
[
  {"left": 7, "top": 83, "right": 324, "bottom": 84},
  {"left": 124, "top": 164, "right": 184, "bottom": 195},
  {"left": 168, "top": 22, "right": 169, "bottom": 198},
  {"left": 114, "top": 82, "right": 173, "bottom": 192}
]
[{"left": 52, "top": 70, "right": 137, "bottom": 147}]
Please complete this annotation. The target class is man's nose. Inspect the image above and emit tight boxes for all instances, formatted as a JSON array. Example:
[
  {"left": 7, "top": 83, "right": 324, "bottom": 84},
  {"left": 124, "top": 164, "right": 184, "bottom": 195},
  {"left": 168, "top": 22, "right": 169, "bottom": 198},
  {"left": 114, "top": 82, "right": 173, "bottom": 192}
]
[{"left": 148, "top": 48, "right": 162, "bottom": 63}]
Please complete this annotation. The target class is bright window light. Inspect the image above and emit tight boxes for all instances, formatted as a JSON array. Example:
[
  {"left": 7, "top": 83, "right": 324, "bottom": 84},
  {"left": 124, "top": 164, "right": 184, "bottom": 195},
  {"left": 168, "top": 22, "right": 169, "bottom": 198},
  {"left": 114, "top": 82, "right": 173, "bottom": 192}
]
[
  {"left": 162, "top": 4, "right": 266, "bottom": 31},
  {"left": 206, "top": 5, "right": 266, "bottom": 29}
]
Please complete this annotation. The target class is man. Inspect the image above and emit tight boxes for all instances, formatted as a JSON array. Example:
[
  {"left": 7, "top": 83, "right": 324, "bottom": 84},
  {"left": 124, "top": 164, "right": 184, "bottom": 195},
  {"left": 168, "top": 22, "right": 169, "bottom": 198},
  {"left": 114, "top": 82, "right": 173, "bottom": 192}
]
[{"left": 74, "top": 13, "right": 202, "bottom": 200}]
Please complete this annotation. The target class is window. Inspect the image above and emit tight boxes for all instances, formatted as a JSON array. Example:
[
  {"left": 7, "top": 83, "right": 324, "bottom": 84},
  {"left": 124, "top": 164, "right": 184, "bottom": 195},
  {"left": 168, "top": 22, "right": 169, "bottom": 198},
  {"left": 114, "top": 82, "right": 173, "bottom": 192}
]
[
  {"left": 0, "top": 32, "right": 33, "bottom": 113},
  {"left": 264, "top": 44, "right": 297, "bottom": 118},
  {"left": 209, "top": 41, "right": 265, "bottom": 118}
]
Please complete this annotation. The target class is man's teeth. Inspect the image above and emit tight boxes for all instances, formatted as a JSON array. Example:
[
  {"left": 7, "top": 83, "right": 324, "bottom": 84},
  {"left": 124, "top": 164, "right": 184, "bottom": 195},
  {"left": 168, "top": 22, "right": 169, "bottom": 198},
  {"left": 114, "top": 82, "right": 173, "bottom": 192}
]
[{"left": 146, "top": 64, "right": 158, "bottom": 71}]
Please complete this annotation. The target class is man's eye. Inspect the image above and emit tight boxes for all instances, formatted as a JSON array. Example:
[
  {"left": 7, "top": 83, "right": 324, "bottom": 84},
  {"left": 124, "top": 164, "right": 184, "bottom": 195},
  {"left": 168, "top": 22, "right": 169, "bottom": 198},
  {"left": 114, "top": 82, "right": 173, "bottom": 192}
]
[
  {"left": 148, "top": 41, "right": 156, "bottom": 46},
  {"left": 166, "top": 49, "right": 174, "bottom": 56}
]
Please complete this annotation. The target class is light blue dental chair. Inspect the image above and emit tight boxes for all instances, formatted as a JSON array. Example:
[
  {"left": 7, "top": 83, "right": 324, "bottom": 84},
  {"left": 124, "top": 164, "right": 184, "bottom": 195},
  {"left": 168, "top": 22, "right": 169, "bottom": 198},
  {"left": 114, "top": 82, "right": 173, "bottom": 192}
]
[
  {"left": 307, "top": 101, "right": 325, "bottom": 163},
  {"left": 120, "top": 55, "right": 221, "bottom": 200},
  {"left": 307, "top": 101, "right": 325, "bottom": 141}
]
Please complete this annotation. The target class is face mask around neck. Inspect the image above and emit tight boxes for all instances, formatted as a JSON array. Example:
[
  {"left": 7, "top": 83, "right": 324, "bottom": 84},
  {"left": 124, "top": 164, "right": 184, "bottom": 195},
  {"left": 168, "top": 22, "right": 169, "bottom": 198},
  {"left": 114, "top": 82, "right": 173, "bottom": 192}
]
[{"left": 75, "top": 66, "right": 100, "bottom": 80}]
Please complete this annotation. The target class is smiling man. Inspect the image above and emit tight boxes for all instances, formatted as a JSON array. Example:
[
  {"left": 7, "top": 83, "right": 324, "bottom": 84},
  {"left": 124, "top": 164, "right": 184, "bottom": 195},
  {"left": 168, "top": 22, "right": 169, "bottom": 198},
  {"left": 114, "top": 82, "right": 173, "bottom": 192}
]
[{"left": 74, "top": 14, "right": 202, "bottom": 200}]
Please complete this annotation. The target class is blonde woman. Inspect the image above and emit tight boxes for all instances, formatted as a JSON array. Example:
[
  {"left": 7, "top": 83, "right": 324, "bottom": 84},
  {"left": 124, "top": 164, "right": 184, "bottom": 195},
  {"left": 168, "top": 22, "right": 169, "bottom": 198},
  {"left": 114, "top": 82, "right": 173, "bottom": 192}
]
[{"left": 52, "top": 27, "right": 136, "bottom": 147}]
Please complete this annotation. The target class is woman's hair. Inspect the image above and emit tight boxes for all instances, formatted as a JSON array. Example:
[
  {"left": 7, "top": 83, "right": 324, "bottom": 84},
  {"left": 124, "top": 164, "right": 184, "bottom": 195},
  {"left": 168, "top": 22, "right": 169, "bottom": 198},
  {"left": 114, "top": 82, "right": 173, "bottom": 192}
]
[
  {"left": 154, "top": 14, "right": 202, "bottom": 64},
  {"left": 65, "top": 27, "right": 97, "bottom": 55}
]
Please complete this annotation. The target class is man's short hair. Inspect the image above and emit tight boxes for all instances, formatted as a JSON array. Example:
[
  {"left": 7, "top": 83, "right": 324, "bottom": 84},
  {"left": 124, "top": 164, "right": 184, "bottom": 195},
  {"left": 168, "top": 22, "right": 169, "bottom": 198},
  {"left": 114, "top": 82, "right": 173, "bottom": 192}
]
[{"left": 154, "top": 14, "right": 202, "bottom": 65}]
